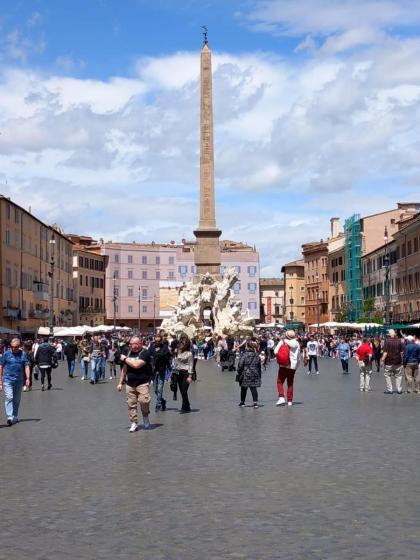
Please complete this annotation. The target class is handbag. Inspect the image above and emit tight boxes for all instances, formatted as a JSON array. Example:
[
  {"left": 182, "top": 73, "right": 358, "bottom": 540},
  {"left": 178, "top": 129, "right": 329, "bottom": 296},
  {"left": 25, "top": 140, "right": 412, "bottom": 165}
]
[
  {"left": 235, "top": 372, "right": 244, "bottom": 384},
  {"left": 51, "top": 355, "right": 59, "bottom": 369}
]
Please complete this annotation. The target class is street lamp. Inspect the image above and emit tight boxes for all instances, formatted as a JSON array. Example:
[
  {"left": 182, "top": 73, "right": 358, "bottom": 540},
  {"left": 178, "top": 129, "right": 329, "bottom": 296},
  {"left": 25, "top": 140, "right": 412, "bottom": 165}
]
[
  {"left": 48, "top": 231, "right": 56, "bottom": 336},
  {"left": 138, "top": 286, "right": 141, "bottom": 334},
  {"left": 112, "top": 275, "right": 118, "bottom": 331},
  {"left": 289, "top": 285, "right": 294, "bottom": 320},
  {"left": 315, "top": 272, "right": 320, "bottom": 331},
  {"left": 384, "top": 226, "right": 391, "bottom": 326}
]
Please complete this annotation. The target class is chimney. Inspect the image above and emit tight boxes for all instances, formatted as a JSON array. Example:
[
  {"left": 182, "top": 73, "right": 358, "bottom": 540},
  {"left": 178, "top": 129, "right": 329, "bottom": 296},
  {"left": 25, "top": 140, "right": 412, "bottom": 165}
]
[{"left": 330, "top": 217, "right": 340, "bottom": 238}]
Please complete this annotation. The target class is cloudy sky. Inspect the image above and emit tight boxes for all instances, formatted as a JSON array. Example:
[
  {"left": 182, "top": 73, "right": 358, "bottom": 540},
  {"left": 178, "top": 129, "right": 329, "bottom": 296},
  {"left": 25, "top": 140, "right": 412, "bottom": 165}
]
[{"left": 1, "top": 0, "right": 420, "bottom": 275}]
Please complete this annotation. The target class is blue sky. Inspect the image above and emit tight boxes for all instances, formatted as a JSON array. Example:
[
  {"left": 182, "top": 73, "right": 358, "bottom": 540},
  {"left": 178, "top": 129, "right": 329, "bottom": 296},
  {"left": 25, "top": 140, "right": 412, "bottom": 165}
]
[{"left": 1, "top": 0, "right": 420, "bottom": 275}]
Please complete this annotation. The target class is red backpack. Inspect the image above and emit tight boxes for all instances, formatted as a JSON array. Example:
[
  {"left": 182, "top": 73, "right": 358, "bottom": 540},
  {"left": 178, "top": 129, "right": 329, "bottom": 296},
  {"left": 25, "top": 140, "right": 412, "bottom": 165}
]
[{"left": 276, "top": 342, "right": 290, "bottom": 367}]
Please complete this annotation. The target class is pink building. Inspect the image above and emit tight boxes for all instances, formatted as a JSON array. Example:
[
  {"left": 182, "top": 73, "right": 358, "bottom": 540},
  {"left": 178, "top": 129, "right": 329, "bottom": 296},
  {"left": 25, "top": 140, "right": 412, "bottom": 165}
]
[{"left": 100, "top": 240, "right": 260, "bottom": 330}]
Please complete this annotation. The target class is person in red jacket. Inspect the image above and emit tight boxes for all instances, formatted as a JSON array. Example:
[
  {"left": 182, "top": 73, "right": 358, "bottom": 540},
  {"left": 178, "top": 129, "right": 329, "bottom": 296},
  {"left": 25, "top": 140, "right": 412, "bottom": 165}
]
[{"left": 356, "top": 338, "right": 373, "bottom": 392}]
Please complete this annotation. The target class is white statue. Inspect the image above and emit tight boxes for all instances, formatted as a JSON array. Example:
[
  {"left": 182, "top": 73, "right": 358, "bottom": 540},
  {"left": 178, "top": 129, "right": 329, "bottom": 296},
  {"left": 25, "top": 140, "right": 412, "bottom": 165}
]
[{"left": 161, "top": 268, "right": 255, "bottom": 339}]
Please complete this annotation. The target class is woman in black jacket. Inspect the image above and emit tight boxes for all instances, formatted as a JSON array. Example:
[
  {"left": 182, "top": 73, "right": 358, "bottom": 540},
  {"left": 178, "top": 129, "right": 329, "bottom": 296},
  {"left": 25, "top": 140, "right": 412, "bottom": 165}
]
[{"left": 237, "top": 340, "right": 262, "bottom": 408}]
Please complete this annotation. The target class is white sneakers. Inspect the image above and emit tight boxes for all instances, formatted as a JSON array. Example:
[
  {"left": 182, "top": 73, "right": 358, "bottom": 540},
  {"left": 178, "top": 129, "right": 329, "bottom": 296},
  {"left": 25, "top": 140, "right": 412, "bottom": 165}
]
[
  {"left": 288, "top": 401, "right": 293, "bottom": 406},
  {"left": 276, "top": 396, "right": 286, "bottom": 406},
  {"left": 129, "top": 423, "right": 138, "bottom": 433},
  {"left": 81, "top": 376, "right": 85, "bottom": 381}
]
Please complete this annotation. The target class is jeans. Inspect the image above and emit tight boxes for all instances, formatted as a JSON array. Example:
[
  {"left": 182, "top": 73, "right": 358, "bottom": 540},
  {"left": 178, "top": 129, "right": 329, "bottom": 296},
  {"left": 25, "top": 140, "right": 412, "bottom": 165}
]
[
  {"left": 359, "top": 363, "right": 372, "bottom": 390},
  {"left": 3, "top": 377, "right": 23, "bottom": 420},
  {"left": 177, "top": 371, "right": 191, "bottom": 411},
  {"left": 67, "top": 358, "right": 76, "bottom": 376},
  {"left": 405, "top": 364, "right": 419, "bottom": 393},
  {"left": 80, "top": 358, "right": 89, "bottom": 378},
  {"left": 308, "top": 355, "right": 318, "bottom": 372},
  {"left": 90, "top": 356, "right": 102, "bottom": 382},
  {"left": 40, "top": 366, "right": 52, "bottom": 387},
  {"left": 340, "top": 358, "right": 349, "bottom": 373},
  {"left": 154, "top": 371, "right": 166, "bottom": 407},
  {"left": 99, "top": 357, "right": 106, "bottom": 380}
]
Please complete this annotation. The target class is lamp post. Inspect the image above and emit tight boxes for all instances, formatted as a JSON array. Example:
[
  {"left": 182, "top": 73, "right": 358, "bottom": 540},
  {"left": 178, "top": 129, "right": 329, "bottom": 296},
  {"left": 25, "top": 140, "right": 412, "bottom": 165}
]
[
  {"left": 112, "top": 275, "right": 118, "bottom": 332},
  {"left": 48, "top": 231, "right": 56, "bottom": 336},
  {"left": 315, "top": 273, "right": 320, "bottom": 331},
  {"left": 384, "top": 226, "right": 390, "bottom": 326},
  {"left": 289, "top": 285, "right": 294, "bottom": 321},
  {"left": 138, "top": 286, "right": 141, "bottom": 334}
]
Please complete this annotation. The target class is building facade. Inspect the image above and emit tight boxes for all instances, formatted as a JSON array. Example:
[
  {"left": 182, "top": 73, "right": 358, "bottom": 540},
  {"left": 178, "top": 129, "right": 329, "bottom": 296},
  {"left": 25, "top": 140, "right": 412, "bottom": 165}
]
[
  {"left": 393, "top": 213, "right": 420, "bottom": 322},
  {"left": 361, "top": 240, "right": 398, "bottom": 322},
  {"left": 68, "top": 236, "right": 107, "bottom": 327},
  {"left": 302, "top": 241, "right": 329, "bottom": 327},
  {"left": 328, "top": 245, "right": 346, "bottom": 321},
  {"left": 281, "top": 259, "right": 305, "bottom": 324},
  {"left": 259, "top": 278, "right": 284, "bottom": 325},
  {"left": 0, "top": 196, "right": 75, "bottom": 335},
  {"left": 100, "top": 240, "right": 260, "bottom": 330}
]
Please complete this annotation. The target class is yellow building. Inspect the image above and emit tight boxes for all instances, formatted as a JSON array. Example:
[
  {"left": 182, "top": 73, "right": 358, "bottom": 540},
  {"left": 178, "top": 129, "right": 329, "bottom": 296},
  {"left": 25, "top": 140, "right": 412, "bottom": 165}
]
[
  {"left": 0, "top": 196, "right": 75, "bottom": 336},
  {"left": 281, "top": 259, "right": 305, "bottom": 324}
]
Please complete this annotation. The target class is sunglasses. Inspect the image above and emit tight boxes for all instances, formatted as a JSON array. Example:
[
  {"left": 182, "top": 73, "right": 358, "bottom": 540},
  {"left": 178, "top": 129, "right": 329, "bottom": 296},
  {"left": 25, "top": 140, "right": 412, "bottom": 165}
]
[{"left": 11, "top": 346, "right": 20, "bottom": 349}]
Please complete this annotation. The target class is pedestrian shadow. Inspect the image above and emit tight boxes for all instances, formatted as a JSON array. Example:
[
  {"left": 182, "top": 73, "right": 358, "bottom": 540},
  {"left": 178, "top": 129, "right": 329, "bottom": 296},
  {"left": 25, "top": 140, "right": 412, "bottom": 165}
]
[
  {"left": 241, "top": 404, "right": 265, "bottom": 408},
  {"left": 0, "top": 418, "right": 41, "bottom": 428},
  {"left": 138, "top": 423, "right": 164, "bottom": 430},
  {"left": 180, "top": 408, "right": 200, "bottom": 413}
]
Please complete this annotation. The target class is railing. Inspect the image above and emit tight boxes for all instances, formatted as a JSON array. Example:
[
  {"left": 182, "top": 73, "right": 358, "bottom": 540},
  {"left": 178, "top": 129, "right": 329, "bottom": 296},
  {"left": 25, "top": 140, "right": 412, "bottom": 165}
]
[
  {"left": 4, "top": 307, "right": 20, "bottom": 318},
  {"left": 33, "top": 291, "right": 49, "bottom": 301},
  {"left": 29, "top": 309, "right": 49, "bottom": 319},
  {"left": 79, "top": 307, "right": 106, "bottom": 314}
]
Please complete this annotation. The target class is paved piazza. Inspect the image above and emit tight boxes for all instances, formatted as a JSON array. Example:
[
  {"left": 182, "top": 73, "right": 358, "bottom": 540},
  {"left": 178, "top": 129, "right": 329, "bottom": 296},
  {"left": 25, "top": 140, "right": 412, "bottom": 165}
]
[{"left": 1, "top": 357, "right": 419, "bottom": 560}]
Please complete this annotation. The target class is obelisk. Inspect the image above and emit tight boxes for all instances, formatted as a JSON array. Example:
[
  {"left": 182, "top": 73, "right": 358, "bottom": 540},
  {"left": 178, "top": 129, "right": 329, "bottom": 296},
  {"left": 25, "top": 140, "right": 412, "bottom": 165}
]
[{"left": 194, "top": 29, "right": 222, "bottom": 276}]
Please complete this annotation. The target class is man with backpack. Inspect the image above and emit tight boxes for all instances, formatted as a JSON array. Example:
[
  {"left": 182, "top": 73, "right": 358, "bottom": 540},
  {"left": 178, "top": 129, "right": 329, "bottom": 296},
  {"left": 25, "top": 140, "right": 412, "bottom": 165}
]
[
  {"left": 356, "top": 338, "right": 373, "bottom": 391},
  {"left": 274, "top": 330, "right": 301, "bottom": 406}
]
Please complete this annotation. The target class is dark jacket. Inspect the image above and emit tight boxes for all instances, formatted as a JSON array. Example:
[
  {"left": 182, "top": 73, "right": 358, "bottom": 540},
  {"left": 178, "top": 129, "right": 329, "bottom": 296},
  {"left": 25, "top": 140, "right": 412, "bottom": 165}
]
[
  {"left": 35, "top": 342, "right": 55, "bottom": 366},
  {"left": 149, "top": 343, "right": 171, "bottom": 374},
  {"left": 237, "top": 349, "right": 262, "bottom": 388},
  {"left": 403, "top": 342, "right": 420, "bottom": 365},
  {"left": 64, "top": 342, "right": 78, "bottom": 360}
]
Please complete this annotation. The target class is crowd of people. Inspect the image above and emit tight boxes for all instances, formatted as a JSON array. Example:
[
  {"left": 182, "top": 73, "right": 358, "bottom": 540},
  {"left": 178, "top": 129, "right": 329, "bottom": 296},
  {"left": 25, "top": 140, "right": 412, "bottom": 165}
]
[{"left": 0, "top": 327, "right": 419, "bottom": 431}]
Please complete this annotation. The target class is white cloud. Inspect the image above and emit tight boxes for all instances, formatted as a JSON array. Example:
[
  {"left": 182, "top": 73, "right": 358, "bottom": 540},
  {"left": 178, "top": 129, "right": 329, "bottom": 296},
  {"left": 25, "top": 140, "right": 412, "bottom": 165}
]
[
  {"left": 1, "top": 35, "right": 420, "bottom": 272},
  {"left": 244, "top": 0, "right": 420, "bottom": 51}
]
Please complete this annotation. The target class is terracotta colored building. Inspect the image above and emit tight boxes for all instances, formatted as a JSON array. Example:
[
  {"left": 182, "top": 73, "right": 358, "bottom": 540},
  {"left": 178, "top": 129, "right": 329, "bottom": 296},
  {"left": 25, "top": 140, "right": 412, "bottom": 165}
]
[{"left": 0, "top": 196, "right": 75, "bottom": 335}]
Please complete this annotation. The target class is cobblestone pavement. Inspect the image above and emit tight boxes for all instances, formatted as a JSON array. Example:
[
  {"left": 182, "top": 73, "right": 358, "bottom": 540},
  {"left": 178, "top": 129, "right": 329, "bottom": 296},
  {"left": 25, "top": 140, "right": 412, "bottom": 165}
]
[{"left": 0, "top": 356, "right": 419, "bottom": 560}]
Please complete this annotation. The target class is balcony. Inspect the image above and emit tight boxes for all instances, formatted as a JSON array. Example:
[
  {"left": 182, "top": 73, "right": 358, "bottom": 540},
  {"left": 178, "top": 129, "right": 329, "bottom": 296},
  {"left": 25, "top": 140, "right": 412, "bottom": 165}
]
[
  {"left": 4, "top": 307, "right": 20, "bottom": 319},
  {"left": 29, "top": 309, "right": 49, "bottom": 320},
  {"left": 79, "top": 307, "right": 106, "bottom": 315},
  {"left": 33, "top": 290, "right": 49, "bottom": 302}
]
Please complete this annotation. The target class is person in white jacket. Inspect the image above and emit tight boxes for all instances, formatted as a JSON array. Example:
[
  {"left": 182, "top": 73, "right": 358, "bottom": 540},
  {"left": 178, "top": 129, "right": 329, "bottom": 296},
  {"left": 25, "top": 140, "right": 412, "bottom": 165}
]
[{"left": 274, "top": 330, "right": 301, "bottom": 406}]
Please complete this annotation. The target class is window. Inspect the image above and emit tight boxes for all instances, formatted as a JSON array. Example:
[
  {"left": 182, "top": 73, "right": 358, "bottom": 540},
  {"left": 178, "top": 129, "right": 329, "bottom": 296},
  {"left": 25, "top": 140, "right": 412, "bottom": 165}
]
[
  {"left": 220, "top": 266, "right": 225, "bottom": 274},
  {"left": 6, "top": 204, "right": 10, "bottom": 219},
  {"left": 6, "top": 268, "right": 12, "bottom": 286},
  {"left": 114, "top": 288, "right": 119, "bottom": 297},
  {"left": 168, "top": 271, "right": 175, "bottom": 279},
  {"left": 248, "top": 282, "right": 257, "bottom": 294},
  {"left": 234, "top": 266, "right": 241, "bottom": 274},
  {"left": 128, "top": 305, "right": 133, "bottom": 313},
  {"left": 407, "top": 240, "right": 412, "bottom": 255},
  {"left": 78, "top": 256, "right": 83, "bottom": 267},
  {"left": 234, "top": 282, "right": 241, "bottom": 294},
  {"left": 248, "top": 301, "right": 257, "bottom": 310},
  {"left": 274, "top": 305, "right": 280, "bottom": 315},
  {"left": 142, "top": 256, "right": 147, "bottom": 264},
  {"left": 128, "top": 270, "right": 133, "bottom": 279},
  {"left": 142, "top": 270, "right": 147, "bottom": 280},
  {"left": 142, "top": 288, "right": 148, "bottom": 299},
  {"left": 114, "top": 254, "right": 119, "bottom": 263},
  {"left": 155, "top": 256, "right": 160, "bottom": 265},
  {"left": 128, "top": 255, "right": 133, "bottom": 264},
  {"left": 156, "top": 270, "right": 161, "bottom": 280},
  {"left": 113, "top": 270, "right": 119, "bottom": 279},
  {"left": 15, "top": 208, "right": 20, "bottom": 224},
  {"left": 179, "top": 265, "right": 187, "bottom": 275},
  {"left": 248, "top": 266, "right": 256, "bottom": 276},
  {"left": 142, "top": 305, "right": 147, "bottom": 313},
  {"left": 128, "top": 287, "right": 133, "bottom": 297},
  {"left": 169, "top": 256, "right": 175, "bottom": 265},
  {"left": 191, "top": 266, "right": 196, "bottom": 273},
  {"left": 79, "top": 275, "right": 83, "bottom": 285},
  {"left": 5, "top": 230, "right": 11, "bottom": 245}
]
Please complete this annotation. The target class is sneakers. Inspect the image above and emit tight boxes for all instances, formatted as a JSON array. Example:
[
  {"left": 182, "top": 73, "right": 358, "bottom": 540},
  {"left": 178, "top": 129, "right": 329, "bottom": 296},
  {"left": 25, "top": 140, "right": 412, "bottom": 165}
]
[
  {"left": 109, "top": 376, "right": 113, "bottom": 380},
  {"left": 396, "top": 390, "right": 403, "bottom": 395},
  {"left": 238, "top": 402, "right": 245, "bottom": 407},
  {"left": 276, "top": 396, "right": 286, "bottom": 406},
  {"left": 287, "top": 401, "right": 293, "bottom": 406},
  {"left": 81, "top": 376, "right": 85, "bottom": 381},
  {"left": 360, "top": 388, "right": 365, "bottom": 392},
  {"left": 47, "top": 384, "right": 52, "bottom": 390},
  {"left": 307, "top": 371, "right": 311, "bottom": 375},
  {"left": 143, "top": 416, "right": 151, "bottom": 429},
  {"left": 129, "top": 423, "right": 138, "bottom": 433},
  {"left": 384, "top": 390, "right": 393, "bottom": 394},
  {"left": 41, "top": 385, "right": 45, "bottom": 391},
  {"left": 23, "top": 386, "right": 27, "bottom": 392},
  {"left": 253, "top": 403, "right": 259, "bottom": 409},
  {"left": 90, "top": 380, "right": 94, "bottom": 385},
  {"left": 6, "top": 418, "right": 13, "bottom": 426},
  {"left": 316, "top": 371, "right": 320, "bottom": 375}
]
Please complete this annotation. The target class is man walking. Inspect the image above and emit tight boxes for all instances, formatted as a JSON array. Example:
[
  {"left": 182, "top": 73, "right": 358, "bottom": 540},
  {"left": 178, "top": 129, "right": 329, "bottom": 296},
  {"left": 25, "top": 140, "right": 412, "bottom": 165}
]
[
  {"left": 89, "top": 335, "right": 103, "bottom": 384},
  {"left": 34, "top": 337, "right": 56, "bottom": 390},
  {"left": 64, "top": 338, "right": 78, "bottom": 378},
  {"left": 306, "top": 335, "right": 319, "bottom": 374},
  {"left": 356, "top": 338, "right": 373, "bottom": 391},
  {"left": 403, "top": 335, "right": 420, "bottom": 393},
  {"left": 381, "top": 329, "right": 404, "bottom": 394},
  {"left": 117, "top": 337, "right": 153, "bottom": 433},
  {"left": 149, "top": 334, "right": 171, "bottom": 411},
  {"left": 0, "top": 338, "right": 30, "bottom": 425}
]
